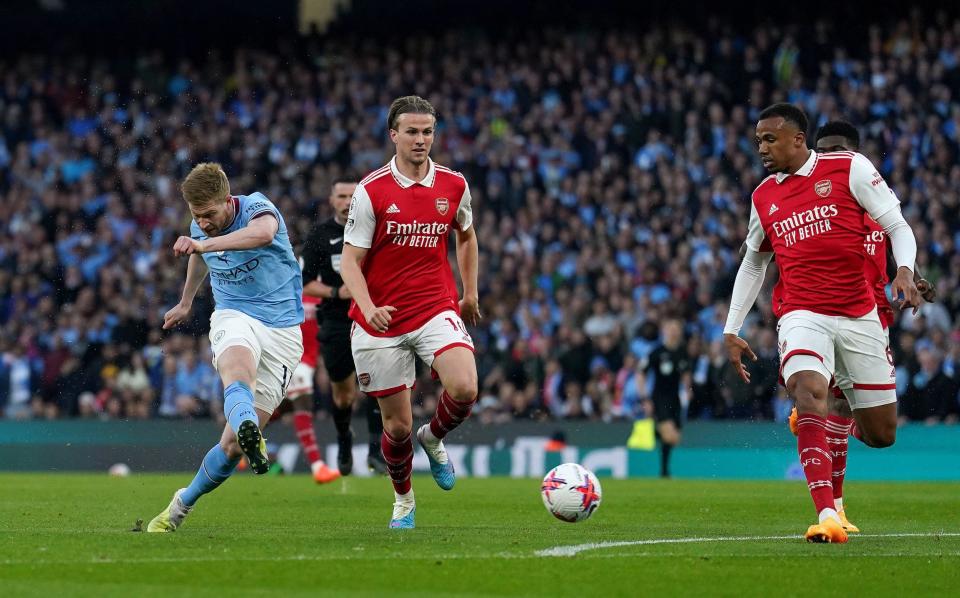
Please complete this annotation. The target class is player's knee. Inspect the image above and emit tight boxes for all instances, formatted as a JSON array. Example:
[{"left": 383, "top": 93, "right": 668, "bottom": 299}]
[
  {"left": 787, "top": 373, "right": 828, "bottom": 413},
  {"left": 444, "top": 377, "right": 478, "bottom": 404},
  {"left": 382, "top": 418, "right": 411, "bottom": 439},
  {"left": 865, "top": 425, "right": 896, "bottom": 448},
  {"left": 331, "top": 388, "right": 354, "bottom": 409}
]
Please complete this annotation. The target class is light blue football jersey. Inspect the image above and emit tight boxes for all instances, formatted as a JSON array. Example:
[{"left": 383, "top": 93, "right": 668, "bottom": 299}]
[{"left": 191, "top": 193, "right": 304, "bottom": 327}]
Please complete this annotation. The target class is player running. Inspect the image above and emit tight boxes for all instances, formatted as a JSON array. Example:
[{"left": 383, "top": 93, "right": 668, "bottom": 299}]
[
  {"left": 148, "top": 163, "right": 304, "bottom": 532},
  {"left": 340, "top": 95, "right": 481, "bottom": 529},
  {"left": 282, "top": 291, "right": 341, "bottom": 483},
  {"left": 781, "top": 120, "right": 937, "bottom": 533},
  {"left": 301, "top": 179, "right": 388, "bottom": 476},
  {"left": 723, "top": 104, "right": 920, "bottom": 543}
]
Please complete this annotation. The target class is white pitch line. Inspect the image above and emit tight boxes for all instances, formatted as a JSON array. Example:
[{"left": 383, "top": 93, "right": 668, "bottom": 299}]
[
  {"left": 1, "top": 533, "right": 957, "bottom": 566},
  {"left": 535, "top": 532, "right": 960, "bottom": 557}
]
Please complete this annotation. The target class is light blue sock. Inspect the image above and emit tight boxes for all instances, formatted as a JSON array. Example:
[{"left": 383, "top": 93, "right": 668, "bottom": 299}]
[
  {"left": 224, "top": 381, "right": 257, "bottom": 435},
  {"left": 181, "top": 445, "right": 240, "bottom": 507}
]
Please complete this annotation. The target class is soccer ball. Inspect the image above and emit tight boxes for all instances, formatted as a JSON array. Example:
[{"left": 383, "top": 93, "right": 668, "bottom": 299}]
[
  {"left": 108, "top": 463, "right": 131, "bottom": 477},
  {"left": 540, "top": 463, "right": 602, "bottom": 522}
]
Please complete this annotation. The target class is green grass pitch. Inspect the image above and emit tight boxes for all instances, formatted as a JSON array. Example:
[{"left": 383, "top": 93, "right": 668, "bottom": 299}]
[{"left": 1, "top": 473, "right": 958, "bottom": 597}]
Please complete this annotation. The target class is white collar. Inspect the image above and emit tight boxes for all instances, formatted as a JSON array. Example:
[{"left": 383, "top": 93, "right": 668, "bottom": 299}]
[
  {"left": 775, "top": 150, "right": 818, "bottom": 184},
  {"left": 389, "top": 156, "right": 436, "bottom": 188}
]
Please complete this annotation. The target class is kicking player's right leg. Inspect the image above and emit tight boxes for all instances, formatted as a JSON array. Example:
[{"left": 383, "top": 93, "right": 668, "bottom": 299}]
[
  {"left": 778, "top": 310, "right": 847, "bottom": 544},
  {"left": 209, "top": 309, "right": 267, "bottom": 472}
]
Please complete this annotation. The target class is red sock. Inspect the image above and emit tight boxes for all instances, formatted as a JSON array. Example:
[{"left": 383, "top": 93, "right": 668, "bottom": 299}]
[
  {"left": 796, "top": 413, "right": 835, "bottom": 514},
  {"left": 429, "top": 391, "right": 477, "bottom": 439},
  {"left": 826, "top": 415, "right": 853, "bottom": 502},
  {"left": 381, "top": 431, "right": 413, "bottom": 494},
  {"left": 293, "top": 410, "right": 321, "bottom": 465}
]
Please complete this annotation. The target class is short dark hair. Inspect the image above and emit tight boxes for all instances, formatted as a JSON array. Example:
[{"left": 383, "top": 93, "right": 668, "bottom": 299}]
[
  {"left": 331, "top": 176, "right": 359, "bottom": 187},
  {"left": 815, "top": 120, "right": 860, "bottom": 150},
  {"left": 387, "top": 95, "right": 436, "bottom": 131},
  {"left": 758, "top": 103, "right": 809, "bottom": 137}
]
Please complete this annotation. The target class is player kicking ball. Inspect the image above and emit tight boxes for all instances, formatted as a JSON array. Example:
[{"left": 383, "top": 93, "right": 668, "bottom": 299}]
[
  {"left": 340, "top": 96, "right": 481, "bottom": 529},
  {"left": 724, "top": 104, "right": 920, "bottom": 543},
  {"left": 148, "top": 163, "right": 304, "bottom": 532},
  {"left": 782, "top": 120, "right": 937, "bottom": 534}
]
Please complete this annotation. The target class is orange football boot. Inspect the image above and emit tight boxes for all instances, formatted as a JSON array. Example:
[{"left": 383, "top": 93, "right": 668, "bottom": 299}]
[
  {"left": 805, "top": 516, "right": 849, "bottom": 543},
  {"left": 837, "top": 509, "right": 860, "bottom": 533},
  {"left": 312, "top": 461, "right": 341, "bottom": 484}
]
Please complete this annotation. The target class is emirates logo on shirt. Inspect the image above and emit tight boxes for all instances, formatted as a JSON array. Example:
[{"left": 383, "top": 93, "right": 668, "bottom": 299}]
[
  {"left": 435, "top": 197, "right": 449, "bottom": 215},
  {"left": 814, "top": 180, "right": 832, "bottom": 197}
]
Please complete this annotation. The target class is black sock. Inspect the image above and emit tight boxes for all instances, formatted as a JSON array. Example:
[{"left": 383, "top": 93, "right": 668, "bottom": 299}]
[
  {"left": 367, "top": 399, "right": 383, "bottom": 439},
  {"left": 660, "top": 443, "right": 673, "bottom": 478},
  {"left": 333, "top": 404, "right": 352, "bottom": 438}
]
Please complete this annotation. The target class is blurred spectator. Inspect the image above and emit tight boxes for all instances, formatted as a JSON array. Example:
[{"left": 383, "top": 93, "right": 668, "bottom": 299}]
[{"left": 1, "top": 11, "right": 959, "bottom": 423}]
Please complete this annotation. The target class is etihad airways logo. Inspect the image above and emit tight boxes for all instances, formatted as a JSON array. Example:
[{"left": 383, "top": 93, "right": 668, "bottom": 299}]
[
  {"left": 386, "top": 219, "right": 449, "bottom": 248},
  {"left": 771, "top": 204, "right": 838, "bottom": 248}
]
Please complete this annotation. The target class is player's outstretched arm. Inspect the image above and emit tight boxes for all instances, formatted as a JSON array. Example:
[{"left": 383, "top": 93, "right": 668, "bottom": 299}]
[
  {"left": 163, "top": 254, "right": 208, "bottom": 329},
  {"left": 200, "top": 214, "right": 279, "bottom": 254},
  {"left": 722, "top": 246, "right": 771, "bottom": 383},
  {"left": 341, "top": 243, "right": 395, "bottom": 333},
  {"left": 454, "top": 226, "right": 481, "bottom": 326}
]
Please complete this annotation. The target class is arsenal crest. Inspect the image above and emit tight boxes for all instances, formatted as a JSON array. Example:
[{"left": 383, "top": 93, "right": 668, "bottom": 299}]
[
  {"left": 435, "top": 197, "right": 449, "bottom": 215},
  {"left": 358, "top": 373, "right": 371, "bottom": 386},
  {"left": 814, "top": 180, "right": 832, "bottom": 197}
]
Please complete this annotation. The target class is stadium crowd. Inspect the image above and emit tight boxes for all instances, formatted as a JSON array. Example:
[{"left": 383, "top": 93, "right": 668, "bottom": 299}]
[{"left": 1, "top": 13, "right": 959, "bottom": 425}]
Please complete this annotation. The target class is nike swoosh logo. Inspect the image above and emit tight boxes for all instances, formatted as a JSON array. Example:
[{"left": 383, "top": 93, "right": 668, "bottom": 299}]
[{"left": 329, "top": 237, "right": 343, "bottom": 245}]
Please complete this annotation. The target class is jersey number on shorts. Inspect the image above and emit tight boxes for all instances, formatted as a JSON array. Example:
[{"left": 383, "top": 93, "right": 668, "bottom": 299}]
[
  {"left": 445, "top": 317, "right": 467, "bottom": 334},
  {"left": 281, "top": 365, "right": 291, "bottom": 393}
]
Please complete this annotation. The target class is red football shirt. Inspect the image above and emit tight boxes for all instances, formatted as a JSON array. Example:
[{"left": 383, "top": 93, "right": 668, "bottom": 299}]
[
  {"left": 863, "top": 216, "right": 894, "bottom": 329},
  {"left": 770, "top": 215, "right": 892, "bottom": 328},
  {"left": 344, "top": 157, "right": 473, "bottom": 337},
  {"left": 299, "top": 294, "right": 320, "bottom": 367},
  {"left": 747, "top": 150, "right": 901, "bottom": 319}
]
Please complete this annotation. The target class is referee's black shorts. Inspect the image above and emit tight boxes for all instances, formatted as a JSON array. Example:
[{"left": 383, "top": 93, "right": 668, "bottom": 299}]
[
  {"left": 318, "top": 318, "right": 355, "bottom": 383},
  {"left": 652, "top": 394, "right": 682, "bottom": 428}
]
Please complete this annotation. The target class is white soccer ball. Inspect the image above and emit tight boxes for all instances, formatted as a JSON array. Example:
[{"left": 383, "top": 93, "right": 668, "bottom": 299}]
[
  {"left": 540, "top": 463, "right": 602, "bottom": 522},
  {"left": 108, "top": 463, "right": 131, "bottom": 477}
]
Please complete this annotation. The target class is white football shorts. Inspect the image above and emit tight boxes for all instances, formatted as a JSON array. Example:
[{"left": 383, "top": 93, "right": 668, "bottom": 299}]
[
  {"left": 209, "top": 309, "right": 304, "bottom": 413},
  {"left": 351, "top": 310, "right": 475, "bottom": 397},
  {"left": 778, "top": 307, "right": 896, "bottom": 410},
  {"left": 285, "top": 362, "right": 316, "bottom": 399}
]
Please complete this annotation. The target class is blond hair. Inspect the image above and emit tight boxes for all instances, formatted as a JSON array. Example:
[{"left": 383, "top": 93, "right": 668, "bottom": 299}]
[
  {"left": 181, "top": 162, "right": 230, "bottom": 207},
  {"left": 387, "top": 95, "right": 436, "bottom": 131}
]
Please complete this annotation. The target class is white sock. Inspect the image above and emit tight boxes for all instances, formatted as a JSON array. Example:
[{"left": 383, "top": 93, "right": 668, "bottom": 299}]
[
  {"left": 418, "top": 424, "right": 448, "bottom": 463},
  {"left": 395, "top": 489, "right": 415, "bottom": 503},
  {"left": 818, "top": 508, "right": 840, "bottom": 524},
  {"left": 419, "top": 423, "right": 440, "bottom": 443},
  {"left": 834, "top": 497, "right": 843, "bottom": 511}
]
